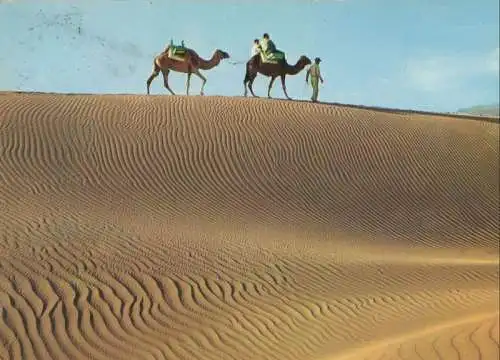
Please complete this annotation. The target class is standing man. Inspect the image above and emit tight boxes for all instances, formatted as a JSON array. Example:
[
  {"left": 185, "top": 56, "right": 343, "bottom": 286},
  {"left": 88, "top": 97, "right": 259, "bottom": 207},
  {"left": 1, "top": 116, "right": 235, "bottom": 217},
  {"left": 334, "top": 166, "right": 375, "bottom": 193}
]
[{"left": 306, "top": 57, "right": 324, "bottom": 102}]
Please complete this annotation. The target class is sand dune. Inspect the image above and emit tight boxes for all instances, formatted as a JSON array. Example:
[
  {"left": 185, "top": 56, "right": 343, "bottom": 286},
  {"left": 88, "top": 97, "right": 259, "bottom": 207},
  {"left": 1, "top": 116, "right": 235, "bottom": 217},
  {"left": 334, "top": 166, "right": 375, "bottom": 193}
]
[{"left": 0, "top": 92, "right": 498, "bottom": 360}]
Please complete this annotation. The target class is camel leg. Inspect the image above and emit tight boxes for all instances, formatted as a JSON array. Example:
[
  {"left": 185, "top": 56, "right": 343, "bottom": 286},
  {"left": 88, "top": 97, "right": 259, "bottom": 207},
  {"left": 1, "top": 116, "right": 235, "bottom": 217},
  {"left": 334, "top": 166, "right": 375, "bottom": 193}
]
[
  {"left": 243, "top": 65, "right": 255, "bottom": 97},
  {"left": 247, "top": 73, "right": 258, "bottom": 98},
  {"left": 186, "top": 72, "right": 192, "bottom": 96},
  {"left": 161, "top": 69, "right": 175, "bottom": 95},
  {"left": 243, "top": 75, "right": 248, "bottom": 97},
  {"left": 146, "top": 69, "right": 159, "bottom": 95},
  {"left": 267, "top": 76, "right": 277, "bottom": 98},
  {"left": 146, "top": 59, "right": 162, "bottom": 95},
  {"left": 280, "top": 74, "right": 291, "bottom": 100},
  {"left": 192, "top": 69, "right": 207, "bottom": 95}
]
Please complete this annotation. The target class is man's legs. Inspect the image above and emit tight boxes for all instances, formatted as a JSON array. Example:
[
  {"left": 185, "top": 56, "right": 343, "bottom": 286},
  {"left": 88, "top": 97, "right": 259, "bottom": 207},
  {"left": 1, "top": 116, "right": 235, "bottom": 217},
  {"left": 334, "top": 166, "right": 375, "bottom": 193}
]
[{"left": 311, "top": 77, "right": 319, "bottom": 102}]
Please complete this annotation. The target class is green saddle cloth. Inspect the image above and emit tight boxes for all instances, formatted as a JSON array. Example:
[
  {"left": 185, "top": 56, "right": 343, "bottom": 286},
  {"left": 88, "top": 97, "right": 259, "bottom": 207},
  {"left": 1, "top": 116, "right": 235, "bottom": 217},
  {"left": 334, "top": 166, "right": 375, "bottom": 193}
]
[
  {"left": 260, "top": 50, "right": 285, "bottom": 63},
  {"left": 168, "top": 40, "right": 187, "bottom": 58},
  {"left": 171, "top": 45, "right": 186, "bottom": 55}
]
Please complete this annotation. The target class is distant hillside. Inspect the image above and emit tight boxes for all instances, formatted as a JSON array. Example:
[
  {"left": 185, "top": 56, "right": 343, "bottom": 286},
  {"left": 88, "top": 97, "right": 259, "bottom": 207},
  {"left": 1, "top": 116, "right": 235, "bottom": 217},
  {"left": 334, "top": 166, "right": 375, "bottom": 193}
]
[{"left": 457, "top": 104, "right": 499, "bottom": 117}]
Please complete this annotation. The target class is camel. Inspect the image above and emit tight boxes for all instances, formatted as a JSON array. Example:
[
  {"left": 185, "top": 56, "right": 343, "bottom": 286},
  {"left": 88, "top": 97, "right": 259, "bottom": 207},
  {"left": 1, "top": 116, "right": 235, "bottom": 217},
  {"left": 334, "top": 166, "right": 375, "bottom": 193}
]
[
  {"left": 243, "top": 54, "right": 312, "bottom": 99},
  {"left": 146, "top": 46, "right": 230, "bottom": 96}
]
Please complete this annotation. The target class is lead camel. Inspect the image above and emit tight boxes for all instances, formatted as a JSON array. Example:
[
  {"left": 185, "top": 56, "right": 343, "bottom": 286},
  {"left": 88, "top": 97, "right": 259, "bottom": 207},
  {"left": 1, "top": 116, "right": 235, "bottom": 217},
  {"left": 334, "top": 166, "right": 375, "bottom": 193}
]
[{"left": 243, "top": 54, "right": 312, "bottom": 99}]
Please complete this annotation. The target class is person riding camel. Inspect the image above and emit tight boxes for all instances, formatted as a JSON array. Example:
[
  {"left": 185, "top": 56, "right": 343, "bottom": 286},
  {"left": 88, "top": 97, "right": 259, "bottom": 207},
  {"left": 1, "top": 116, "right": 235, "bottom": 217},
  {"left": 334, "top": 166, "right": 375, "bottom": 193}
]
[
  {"left": 259, "top": 33, "right": 286, "bottom": 64},
  {"left": 259, "top": 33, "right": 276, "bottom": 58},
  {"left": 251, "top": 39, "right": 261, "bottom": 57}
]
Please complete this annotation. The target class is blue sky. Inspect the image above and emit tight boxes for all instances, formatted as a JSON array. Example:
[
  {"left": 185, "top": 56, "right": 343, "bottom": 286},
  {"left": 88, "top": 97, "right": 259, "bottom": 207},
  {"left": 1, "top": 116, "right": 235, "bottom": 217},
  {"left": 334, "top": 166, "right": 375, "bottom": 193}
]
[{"left": 0, "top": 0, "right": 498, "bottom": 112}]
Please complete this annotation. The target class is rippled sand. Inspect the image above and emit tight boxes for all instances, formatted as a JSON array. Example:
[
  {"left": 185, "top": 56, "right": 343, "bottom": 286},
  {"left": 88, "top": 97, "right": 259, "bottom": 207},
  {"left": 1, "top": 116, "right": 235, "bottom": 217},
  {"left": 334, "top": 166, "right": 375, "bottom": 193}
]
[{"left": 0, "top": 92, "right": 498, "bottom": 360}]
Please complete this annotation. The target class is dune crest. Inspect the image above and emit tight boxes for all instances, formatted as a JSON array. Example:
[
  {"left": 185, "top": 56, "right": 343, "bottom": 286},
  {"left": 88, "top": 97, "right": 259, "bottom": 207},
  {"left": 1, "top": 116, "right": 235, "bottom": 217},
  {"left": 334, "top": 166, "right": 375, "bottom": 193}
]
[{"left": 0, "top": 92, "right": 498, "bottom": 360}]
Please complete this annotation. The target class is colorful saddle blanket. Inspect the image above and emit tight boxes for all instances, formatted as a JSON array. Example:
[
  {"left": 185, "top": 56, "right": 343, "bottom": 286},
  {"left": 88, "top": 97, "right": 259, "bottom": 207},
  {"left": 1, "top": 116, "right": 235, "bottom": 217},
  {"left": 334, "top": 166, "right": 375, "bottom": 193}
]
[
  {"left": 167, "top": 41, "right": 188, "bottom": 61},
  {"left": 260, "top": 50, "right": 285, "bottom": 64}
]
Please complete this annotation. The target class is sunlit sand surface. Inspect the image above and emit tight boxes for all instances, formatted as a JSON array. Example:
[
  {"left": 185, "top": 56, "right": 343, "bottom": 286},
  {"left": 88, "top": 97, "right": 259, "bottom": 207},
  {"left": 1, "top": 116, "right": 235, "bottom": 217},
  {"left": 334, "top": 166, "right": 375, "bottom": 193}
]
[{"left": 0, "top": 92, "right": 498, "bottom": 360}]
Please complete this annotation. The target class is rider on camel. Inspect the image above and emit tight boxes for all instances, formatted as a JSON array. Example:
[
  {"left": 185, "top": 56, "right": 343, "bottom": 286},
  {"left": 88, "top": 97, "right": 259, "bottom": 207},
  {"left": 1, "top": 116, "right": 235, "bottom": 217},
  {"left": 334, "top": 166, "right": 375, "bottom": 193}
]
[
  {"left": 259, "top": 33, "right": 276, "bottom": 57},
  {"left": 251, "top": 39, "right": 261, "bottom": 57}
]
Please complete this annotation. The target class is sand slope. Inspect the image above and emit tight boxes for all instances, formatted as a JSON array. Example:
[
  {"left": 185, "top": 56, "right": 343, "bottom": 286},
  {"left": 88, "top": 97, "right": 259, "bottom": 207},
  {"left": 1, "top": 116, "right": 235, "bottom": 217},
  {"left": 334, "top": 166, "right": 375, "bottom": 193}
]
[{"left": 0, "top": 92, "right": 498, "bottom": 360}]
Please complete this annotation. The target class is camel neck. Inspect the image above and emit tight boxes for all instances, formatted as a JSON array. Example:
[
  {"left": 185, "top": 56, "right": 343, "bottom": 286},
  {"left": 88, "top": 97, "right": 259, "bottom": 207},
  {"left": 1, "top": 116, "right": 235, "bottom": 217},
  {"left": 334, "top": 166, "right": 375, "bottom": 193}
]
[
  {"left": 286, "top": 62, "right": 304, "bottom": 75},
  {"left": 198, "top": 54, "right": 219, "bottom": 70}
]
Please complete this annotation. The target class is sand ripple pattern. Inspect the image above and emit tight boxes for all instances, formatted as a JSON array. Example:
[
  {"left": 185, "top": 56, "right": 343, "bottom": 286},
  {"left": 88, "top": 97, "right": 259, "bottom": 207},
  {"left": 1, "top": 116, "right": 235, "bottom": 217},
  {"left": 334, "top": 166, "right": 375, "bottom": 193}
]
[{"left": 0, "top": 93, "right": 498, "bottom": 360}]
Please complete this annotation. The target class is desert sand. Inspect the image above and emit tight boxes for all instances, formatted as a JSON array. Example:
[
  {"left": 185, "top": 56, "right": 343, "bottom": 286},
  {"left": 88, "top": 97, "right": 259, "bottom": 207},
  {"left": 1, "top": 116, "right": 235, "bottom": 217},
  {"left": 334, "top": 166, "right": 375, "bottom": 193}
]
[{"left": 0, "top": 92, "right": 498, "bottom": 360}]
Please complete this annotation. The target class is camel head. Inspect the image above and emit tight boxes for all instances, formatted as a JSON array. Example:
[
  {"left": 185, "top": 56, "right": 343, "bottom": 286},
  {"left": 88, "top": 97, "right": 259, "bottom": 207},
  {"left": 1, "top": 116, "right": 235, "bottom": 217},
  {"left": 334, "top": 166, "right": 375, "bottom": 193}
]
[
  {"left": 215, "top": 49, "right": 230, "bottom": 61},
  {"left": 298, "top": 55, "right": 312, "bottom": 67}
]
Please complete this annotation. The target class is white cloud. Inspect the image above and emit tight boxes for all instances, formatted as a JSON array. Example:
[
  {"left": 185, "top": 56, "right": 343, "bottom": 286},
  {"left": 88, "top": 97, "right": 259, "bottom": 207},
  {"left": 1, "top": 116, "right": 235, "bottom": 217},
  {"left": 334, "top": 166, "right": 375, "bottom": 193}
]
[{"left": 404, "top": 48, "right": 499, "bottom": 93}]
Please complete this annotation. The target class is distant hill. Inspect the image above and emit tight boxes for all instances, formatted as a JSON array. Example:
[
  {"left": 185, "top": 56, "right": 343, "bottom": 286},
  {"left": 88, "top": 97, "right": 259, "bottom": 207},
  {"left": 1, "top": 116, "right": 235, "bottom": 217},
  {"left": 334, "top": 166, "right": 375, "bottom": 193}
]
[{"left": 457, "top": 104, "right": 499, "bottom": 117}]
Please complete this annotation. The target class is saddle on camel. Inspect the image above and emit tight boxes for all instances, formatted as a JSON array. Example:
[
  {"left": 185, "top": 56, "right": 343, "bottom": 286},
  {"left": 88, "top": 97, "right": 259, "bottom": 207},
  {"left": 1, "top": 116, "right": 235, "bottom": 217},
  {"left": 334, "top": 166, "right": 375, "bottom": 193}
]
[{"left": 166, "top": 39, "right": 188, "bottom": 62}]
